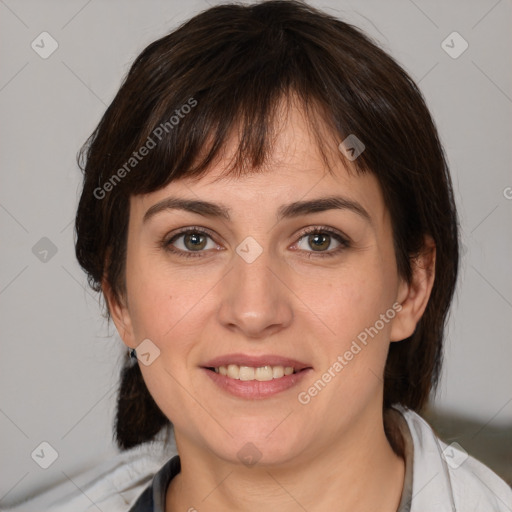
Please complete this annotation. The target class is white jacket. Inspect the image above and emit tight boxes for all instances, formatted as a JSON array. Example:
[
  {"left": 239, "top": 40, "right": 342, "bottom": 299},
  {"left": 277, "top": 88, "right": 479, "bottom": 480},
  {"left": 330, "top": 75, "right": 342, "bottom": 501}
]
[{"left": 3, "top": 406, "right": 511, "bottom": 511}]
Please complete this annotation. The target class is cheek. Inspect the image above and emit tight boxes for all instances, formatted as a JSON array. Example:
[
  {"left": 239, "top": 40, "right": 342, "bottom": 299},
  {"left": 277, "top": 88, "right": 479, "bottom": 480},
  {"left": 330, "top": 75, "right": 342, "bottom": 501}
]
[
  {"left": 295, "top": 263, "right": 398, "bottom": 420},
  {"left": 301, "top": 257, "right": 397, "bottom": 350},
  {"left": 125, "top": 253, "right": 217, "bottom": 357},
  {"left": 125, "top": 274, "right": 170, "bottom": 341},
  {"left": 126, "top": 264, "right": 212, "bottom": 428},
  {"left": 127, "top": 283, "right": 190, "bottom": 350}
]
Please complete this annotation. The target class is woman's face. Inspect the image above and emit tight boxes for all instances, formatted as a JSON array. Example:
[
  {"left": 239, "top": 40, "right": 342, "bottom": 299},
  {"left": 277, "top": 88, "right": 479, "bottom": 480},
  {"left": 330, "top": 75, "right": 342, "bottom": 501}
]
[{"left": 110, "top": 104, "right": 422, "bottom": 467}]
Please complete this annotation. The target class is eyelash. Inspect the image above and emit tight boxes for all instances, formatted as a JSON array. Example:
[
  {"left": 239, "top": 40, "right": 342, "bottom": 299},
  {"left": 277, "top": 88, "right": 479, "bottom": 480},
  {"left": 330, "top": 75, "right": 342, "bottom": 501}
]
[{"left": 162, "top": 225, "right": 350, "bottom": 259}]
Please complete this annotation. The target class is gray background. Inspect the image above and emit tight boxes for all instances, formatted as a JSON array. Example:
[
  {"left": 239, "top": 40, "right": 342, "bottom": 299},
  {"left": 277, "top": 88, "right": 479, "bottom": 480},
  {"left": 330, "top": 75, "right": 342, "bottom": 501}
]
[{"left": 1, "top": 0, "right": 511, "bottom": 505}]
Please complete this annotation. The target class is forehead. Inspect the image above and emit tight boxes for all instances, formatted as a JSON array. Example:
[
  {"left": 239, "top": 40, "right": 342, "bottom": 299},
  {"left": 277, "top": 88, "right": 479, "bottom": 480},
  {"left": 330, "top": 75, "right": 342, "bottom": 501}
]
[{"left": 132, "top": 102, "right": 388, "bottom": 228}]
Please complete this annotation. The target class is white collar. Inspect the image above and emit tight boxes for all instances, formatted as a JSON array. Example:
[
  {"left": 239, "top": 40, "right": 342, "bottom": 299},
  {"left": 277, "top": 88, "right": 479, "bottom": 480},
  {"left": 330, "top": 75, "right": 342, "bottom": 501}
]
[{"left": 393, "top": 404, "right": 512, "bottom": 511}]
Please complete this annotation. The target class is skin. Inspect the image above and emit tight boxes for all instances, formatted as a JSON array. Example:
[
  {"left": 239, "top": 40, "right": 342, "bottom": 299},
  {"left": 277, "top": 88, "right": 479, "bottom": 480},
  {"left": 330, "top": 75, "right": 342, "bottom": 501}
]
[{"left": 105, "top": 101, "right": 436, "bottom": 512}]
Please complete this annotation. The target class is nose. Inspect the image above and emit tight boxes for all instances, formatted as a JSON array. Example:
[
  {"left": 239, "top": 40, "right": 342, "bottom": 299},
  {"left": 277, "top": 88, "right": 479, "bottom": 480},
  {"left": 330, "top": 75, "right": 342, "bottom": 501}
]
[{"left": 216, "top": 243, "right": 293, "bottom": 340}]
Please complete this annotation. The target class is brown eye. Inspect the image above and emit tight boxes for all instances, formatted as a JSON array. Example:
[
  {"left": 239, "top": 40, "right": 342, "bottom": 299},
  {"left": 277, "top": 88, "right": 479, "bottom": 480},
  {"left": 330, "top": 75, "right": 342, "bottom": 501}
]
[
  {"left": 295, "top": 227, "right": 350, "bottom": 258},
  {"left": 164, "top": 228, "right": 218, "bottom": 257},
  {"left": 183, "top": 232, "right": 208, "bottom": 251},
  {"left": 307, "top": 233, "right": 331, "bottom": 251}
]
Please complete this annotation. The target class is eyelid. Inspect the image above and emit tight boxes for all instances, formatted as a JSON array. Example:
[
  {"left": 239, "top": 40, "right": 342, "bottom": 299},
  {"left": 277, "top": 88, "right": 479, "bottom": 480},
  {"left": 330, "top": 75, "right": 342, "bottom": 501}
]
[
  {"left": 295, "top": 225, "right": 350, "bottom": 245},
  {"left": 165, "top": 225, "right": 218, "bottom": 241}
]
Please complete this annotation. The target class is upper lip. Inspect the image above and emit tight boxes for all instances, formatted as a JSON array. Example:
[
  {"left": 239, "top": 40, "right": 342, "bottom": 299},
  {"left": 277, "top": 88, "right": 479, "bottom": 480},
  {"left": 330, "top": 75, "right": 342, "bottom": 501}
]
[{"left": 202, "top": 353, "right": 312, "bottom": 371}]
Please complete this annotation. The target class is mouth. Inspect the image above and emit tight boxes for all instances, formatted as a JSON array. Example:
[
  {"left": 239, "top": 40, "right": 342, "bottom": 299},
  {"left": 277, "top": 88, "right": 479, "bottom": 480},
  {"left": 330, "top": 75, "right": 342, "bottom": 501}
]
[{"left": 201, "top": 354, "right": 312, "bottom": 399}]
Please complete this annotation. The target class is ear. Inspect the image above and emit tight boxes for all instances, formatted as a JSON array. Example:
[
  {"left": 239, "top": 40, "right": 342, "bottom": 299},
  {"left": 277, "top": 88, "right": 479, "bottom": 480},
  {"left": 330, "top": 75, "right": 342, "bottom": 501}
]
[
  {"left": 102, "top": 278, "right": 136, "bottom": 349},
  {"left": 390, "top": 235, "right": 436, "bottom": 342}
]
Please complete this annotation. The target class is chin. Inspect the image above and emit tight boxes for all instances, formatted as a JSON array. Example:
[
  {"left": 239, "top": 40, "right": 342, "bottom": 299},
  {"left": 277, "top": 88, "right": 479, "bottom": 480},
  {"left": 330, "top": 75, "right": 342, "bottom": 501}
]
[{"left": 207, "top": 418, "right": 308, "bottom": 467}]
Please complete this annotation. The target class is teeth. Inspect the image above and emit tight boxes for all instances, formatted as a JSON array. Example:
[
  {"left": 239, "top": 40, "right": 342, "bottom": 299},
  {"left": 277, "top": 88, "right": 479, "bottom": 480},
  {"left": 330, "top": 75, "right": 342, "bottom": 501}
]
[
  {"left": 214, "top": 364, "right": 296, "bottom": 381},
  {"left": 239, "top": 366, "right": 254, "bottom": 381},
  {"left": 272, "top": 366, "right": 284, "bottom": 378},
  {"left": 227, "top": 364, "right": 240, "bottom": 379},
  {"left": 255, "top": 366, "right": 273, "bottom": 381}
]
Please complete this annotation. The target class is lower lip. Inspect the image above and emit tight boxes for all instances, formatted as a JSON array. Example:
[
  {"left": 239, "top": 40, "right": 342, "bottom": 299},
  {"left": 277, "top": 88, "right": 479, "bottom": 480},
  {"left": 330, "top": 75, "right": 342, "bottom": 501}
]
[{"left": 202, "top": 368, "right": 311, "bottom": 399}]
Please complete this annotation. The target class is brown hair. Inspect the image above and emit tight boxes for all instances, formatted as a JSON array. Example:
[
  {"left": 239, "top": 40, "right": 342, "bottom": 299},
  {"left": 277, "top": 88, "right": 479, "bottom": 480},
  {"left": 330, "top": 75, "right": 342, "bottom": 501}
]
[{"left": 75, "top": 0, "right": 460, "bottom": 449}]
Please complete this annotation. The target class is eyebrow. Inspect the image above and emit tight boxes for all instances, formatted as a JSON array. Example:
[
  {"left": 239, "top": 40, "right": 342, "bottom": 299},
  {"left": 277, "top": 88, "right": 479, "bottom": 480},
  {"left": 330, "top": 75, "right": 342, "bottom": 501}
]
[{"left": 143, "top": 195, "right": 372, "bottom": 225}]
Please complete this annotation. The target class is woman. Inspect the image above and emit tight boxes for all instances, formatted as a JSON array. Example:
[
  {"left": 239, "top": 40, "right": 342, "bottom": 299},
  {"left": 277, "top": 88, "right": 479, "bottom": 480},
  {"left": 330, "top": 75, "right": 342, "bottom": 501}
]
[{"left": 72, "top": 1, "right": 512, "bottom": 511}]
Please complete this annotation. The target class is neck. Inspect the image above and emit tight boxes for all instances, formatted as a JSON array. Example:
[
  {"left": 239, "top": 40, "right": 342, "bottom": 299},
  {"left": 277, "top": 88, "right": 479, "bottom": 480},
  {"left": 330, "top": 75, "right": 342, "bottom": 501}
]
[{"left": 167, "top": 407, "right": 405, "bottom": 512}]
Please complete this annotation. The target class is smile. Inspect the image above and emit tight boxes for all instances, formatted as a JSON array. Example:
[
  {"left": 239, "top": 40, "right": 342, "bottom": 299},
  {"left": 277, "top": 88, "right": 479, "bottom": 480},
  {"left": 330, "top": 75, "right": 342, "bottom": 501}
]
[{"left": 201, "top": 354, "right": 312, "bottom": 399}]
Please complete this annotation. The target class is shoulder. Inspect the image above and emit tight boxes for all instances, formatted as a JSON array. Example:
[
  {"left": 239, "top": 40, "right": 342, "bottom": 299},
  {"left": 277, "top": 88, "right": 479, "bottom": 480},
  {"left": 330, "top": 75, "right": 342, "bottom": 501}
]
[
  {"left": 393, "top": 404, "right": 512, "bottom": 512},
  {"left": 2, "top": 430, "right": 177, "bottom": 512}
]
